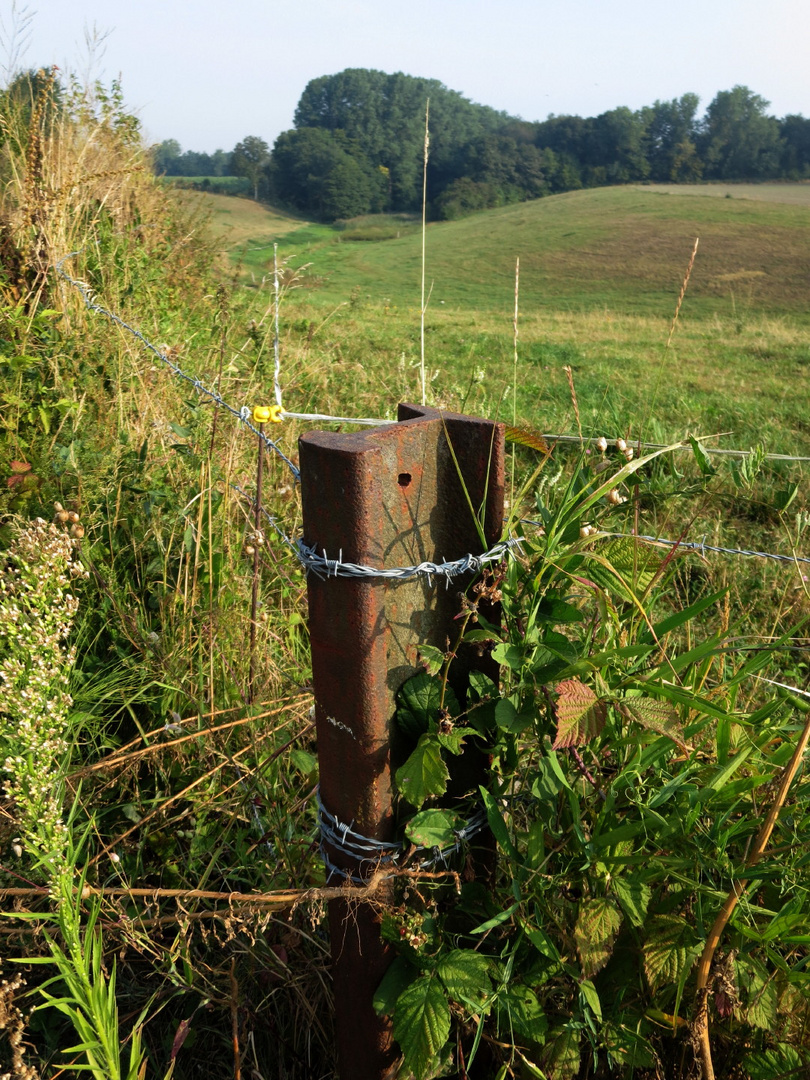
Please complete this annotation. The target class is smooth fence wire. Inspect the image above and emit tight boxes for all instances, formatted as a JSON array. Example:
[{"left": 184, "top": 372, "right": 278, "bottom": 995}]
[{"left": 543, "top": 432, "right": 810, "bottom": 464}]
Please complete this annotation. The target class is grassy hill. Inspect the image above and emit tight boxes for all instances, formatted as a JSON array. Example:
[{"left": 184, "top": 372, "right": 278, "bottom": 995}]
[
  {"left": 298, "top": 186, "right": 810, "bottom": 318},
  {"left": 201, "top": 185, "right": 810, "bottom": 321}
]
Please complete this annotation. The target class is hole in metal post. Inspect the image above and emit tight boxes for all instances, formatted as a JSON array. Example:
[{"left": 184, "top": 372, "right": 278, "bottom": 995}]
[{"left": 397, "top": 472, "right": 412, "bottom": 488}]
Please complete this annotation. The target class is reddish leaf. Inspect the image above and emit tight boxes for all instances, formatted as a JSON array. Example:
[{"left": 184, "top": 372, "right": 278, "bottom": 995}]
[
  {"left": 171, "top": 1018, "right": 192, "bottom": 1060},
  {"left": 9, "top": 461, "right": 32, "bottom": 474},
  {"left": 553, "top": 679, "right": 607, "bottom": 748}
]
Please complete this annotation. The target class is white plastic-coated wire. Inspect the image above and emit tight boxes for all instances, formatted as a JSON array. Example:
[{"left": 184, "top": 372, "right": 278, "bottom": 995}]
[{"left": 281, "top": 411, "right": 393, "bottom": 427}]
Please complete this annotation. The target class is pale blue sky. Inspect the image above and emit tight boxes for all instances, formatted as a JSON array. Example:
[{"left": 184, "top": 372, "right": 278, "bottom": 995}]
[{"left": 4, "top": 0, "right": 808, "bottom": 152}]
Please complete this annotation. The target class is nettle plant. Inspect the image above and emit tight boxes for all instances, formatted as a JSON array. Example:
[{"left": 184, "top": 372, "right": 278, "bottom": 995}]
[{"left": 375, "top": 445, "right": 810, "bottom": 1080}]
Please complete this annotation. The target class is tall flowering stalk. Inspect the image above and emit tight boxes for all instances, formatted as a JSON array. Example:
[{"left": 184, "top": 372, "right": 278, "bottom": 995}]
[
  {"left": 0, "top": 517, "right": 148, "bottom": 1080},
  {"left": 0, "top": 517, "right": 83, "bottom": 863}
]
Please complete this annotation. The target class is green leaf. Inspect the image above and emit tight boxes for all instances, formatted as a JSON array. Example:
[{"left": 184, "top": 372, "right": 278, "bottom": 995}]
[
  {"left": 373, "top": 957, "right": 417, "bottom": 1016},
  {"left": 468, "top": 670, "right": 498, "bottom": 701},
  {"left": 574, "top": 898, "right": 622, "bottom": 977},
  {"left": 495, "top": 698, "right": 531, "bottom": 734},
  {"left": 552, "top": 679, "right": 607, "bottom": 748},
  {"left": 396, "top": 672, "right": 443, "bottom": 741},
  {"left": 495, "top": 984, "right": 548, "bottom": 1044},
  {"left": 437, "top": 728, "right": 466, "bottom": 755},
  {"left": 738, "top": 957, "right": 778, "bottom": 1030},
  {"left": 642, "top": 915, "right": 701, "bottom": 995},
  {"left": 613, "top": 877, "right": 651, "bottom": 928},
  {"left": 688, "top": 435, "right": 717, "bottom": 476},
  {"left": 539, "top": 1025, "right": 581, "bottom": 1080},
  {"left": 436, "top": 949, "right": 491, "bottom": 1009},
  {"left": 618, "top": 696, "right": 688, "bottom": 752},
  {"left": 405, "top": 809, "right": 464, "bottom": 849},
  {"left": 743, "top": 1045, "right": 806, "bottom": 1080},
  {"left": 396, "top": 734, "right": 449, "bottom": 809},
  {"left": 492, "top": 642, "right": 526, "bottom": 671},
  {"left": 603, "top": 1023, "right": 658, "bottom": 1068},
  {"left": 579, "top": 978, "right": 602, "bottom": 1021},
  {"left": 392, "top": 973, "right": 451, "bottom": 1080},
  {"left": 418, "top": 644, "right": 446, "bottom": 676},
  {"left": 479, "top": 785, "right": 518, "bottom": 859}
]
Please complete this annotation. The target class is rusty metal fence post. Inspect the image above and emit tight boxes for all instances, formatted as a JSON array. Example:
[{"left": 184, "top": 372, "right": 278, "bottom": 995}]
[{"left": 299, "top": 404, "right": 504, "bottom": 1080}]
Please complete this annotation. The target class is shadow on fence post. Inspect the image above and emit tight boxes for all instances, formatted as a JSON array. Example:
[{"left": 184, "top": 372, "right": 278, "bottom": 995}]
[{"left": 299, "top": 404, "right": 504, "bottom": 1080}]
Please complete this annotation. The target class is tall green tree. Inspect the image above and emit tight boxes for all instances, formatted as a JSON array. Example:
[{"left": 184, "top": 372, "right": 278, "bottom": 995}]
[
  {"left": 270, "top": 127, "right": 385, "bottom": 220},
  {"left": 642, "top": 94, "right": 702, "bottom": 181},
  {"left": 231, "top": 135, "right": 271, "bottom": 200},
  {"left": 779, "top": 114, "right": 810, "bottom": 178},
  {"left": 699, "top": 86, "right": 783, "bottom": 179}
]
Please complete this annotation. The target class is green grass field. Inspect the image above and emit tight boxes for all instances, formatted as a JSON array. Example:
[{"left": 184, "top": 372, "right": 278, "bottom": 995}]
[
  {"left": 197, "top": 185, "right": 806, "bottom": 465},
  {"left": 206, "top": 185, "right": 810, "bottom": 322}
]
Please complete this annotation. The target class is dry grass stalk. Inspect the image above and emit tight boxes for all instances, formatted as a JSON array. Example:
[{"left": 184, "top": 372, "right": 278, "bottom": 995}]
[
  {"left": 666, "top": 236, "right": 699, "bottom": 348},
  {"left": 563, "top": 364, "right": 583, "bottom": 441},
  {"left": 692, "top": 696, "right": 810, "bottom": 1079}
]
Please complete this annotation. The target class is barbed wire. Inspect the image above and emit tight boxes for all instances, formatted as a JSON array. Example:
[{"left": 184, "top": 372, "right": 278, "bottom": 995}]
[
  {"left": 296, "top": 536, "right": 524, "bottom": 584},
  {"left": 317, "top": 789, "right": 488, "bottom": 885},
  {"left": 55, "top": 251, "right": 302, "bottom": 480},
  {"left": 610, "top": 532, "right": 810, "bottom": 567}
]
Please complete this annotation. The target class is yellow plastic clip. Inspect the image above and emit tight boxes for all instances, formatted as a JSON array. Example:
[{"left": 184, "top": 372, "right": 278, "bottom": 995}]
[{"left": 253, "top": 405, "right": 284, "bottom": 424}]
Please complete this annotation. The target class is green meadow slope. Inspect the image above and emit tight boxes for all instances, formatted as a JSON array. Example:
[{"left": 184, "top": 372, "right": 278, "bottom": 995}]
[
  {"left": 213, "top": 185, "right": 810, "bottom": 321},
  {"left": 302, "top": 187, "right": 810, "bottom": 318}
]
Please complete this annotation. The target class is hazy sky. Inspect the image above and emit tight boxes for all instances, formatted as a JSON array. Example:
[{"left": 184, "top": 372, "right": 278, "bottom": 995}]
[{"left": 4, "top": 0, "right": 808, "bottom": 153}]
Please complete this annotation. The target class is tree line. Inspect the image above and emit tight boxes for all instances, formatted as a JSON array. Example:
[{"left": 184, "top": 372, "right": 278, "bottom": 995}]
[{"left": 151, "top": 69, "right": 810, "bottom": 221}]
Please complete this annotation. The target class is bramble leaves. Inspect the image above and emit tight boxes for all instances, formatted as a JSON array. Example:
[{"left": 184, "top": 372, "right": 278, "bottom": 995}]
[
  {"left": 395, "top": 672, "right": 458, "bottom": 741},
  {"left": 613, "top": 876, "right": 652, "bottom": 928},
  {"left": 495, "top": 984, "right": 548, "bottom": 1044},
  {"left": 395, "top": 734, "right": 449, "bottom": 808},
  {"left": 392, "top": 973, "right": 451, "bottom": 1080},
  {"left": 504, "top": 425, "right": 550, "bottom": 454},
  {"left": 617, "top": 696, "right": 688, "bottom": 751},
  {"left": 436, "top": 950, "right": 491, "bottom": 1010},
  {"left": 405, "top": 809, "right": 463, "bottom": 849},
  {"left": 539, "top": 1025, "right": 581, "bottom": 1080},
  {"left": 553, "top": 679, "right": 607, "bottom": 748},
  {"left": 574, "top": 898, "right": 622, "bottom": 977},
  {"left": 643, "top": 915, "right": 701, "bottom": 995},
  {"left": 743, "top": 1044, "right": 806, "bottom": 1079}
]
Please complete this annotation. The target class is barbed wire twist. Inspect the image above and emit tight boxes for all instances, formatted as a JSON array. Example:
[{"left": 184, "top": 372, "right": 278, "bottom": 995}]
[{"left": 317, "top": 789, "right": 488, "bottom": 885}]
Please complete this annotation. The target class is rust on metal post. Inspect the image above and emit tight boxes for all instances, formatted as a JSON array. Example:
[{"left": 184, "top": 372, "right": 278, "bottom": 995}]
[{"left": 299, "top": 404, "right": 504, "bottom": 1080}]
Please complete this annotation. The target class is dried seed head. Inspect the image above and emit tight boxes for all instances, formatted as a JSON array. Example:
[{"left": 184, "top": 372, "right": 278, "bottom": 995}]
[
  {"left": 596, "top": 436, "right": 608, "bottom": 453},
  {"left": 616, "top": 438, "right": 627, "bottom": 452},
  {"left": 55, "top": 510, "right": 70, "bottom": 524},
  {"left": 53, "top": 501, "right": 63, "bottom": 513},
  {"left": 245, "top": 545, "right": 256, "bottom": 557},
  {"left": 68, "top": 511, "right": 80, "bottom": 524},
  {"left": 69, "top": 524, "right": 85, "bottom": 539},
  {"left": 624, "top": 447, "right": 634, "bottom": 461},
  {"left": 606, "top": 489, "right": 622, "bottom": 505}
]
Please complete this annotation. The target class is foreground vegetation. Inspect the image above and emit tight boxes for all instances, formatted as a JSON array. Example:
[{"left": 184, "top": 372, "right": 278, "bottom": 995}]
[{"left": 1, "top": 71, "right": 810, "bottom": 1080}]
